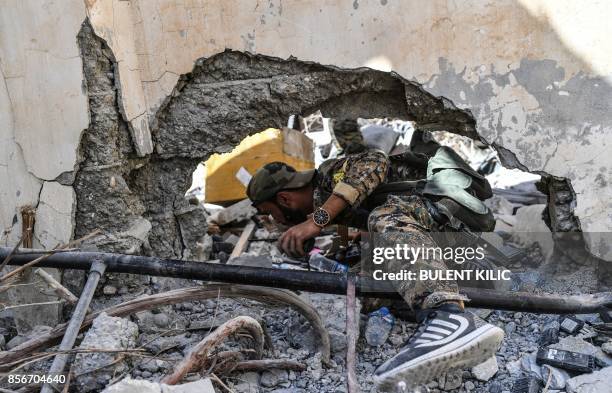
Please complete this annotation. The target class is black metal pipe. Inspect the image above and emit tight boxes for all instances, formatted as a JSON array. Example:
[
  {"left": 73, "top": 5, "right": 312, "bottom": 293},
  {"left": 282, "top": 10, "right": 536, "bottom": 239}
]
[{"left": 2, "top": 248, "right": 610, "bottom": 314}]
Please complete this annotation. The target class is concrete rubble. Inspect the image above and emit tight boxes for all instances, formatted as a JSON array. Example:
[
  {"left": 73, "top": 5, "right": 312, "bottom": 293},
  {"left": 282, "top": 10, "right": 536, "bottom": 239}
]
[
  {"left": 73, "top": 313, "right": 139, "bottom": 392},
  {"left": 101, "top": 377, "right": 216, "bottom": 393},
  {"left": 208, "top": 199, "right": 257, "bottom": 226},
  {"left": 471, "top": 356, "right": 499, "bottom": 382},
  {"left": 565, "top": 366, "right": 612, "bottom": 393}
]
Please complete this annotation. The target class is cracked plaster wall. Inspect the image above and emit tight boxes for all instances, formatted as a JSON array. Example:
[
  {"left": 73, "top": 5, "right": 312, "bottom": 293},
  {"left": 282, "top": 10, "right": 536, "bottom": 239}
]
[
  {"left": 1, "top": 1, "right": 87, "bottom": 247},
  {"left": 1, "top": 0, "right": 611, "bottom": 261}
]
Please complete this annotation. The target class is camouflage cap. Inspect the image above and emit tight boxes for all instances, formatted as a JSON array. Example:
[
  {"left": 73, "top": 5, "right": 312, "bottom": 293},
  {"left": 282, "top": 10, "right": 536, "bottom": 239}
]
[{"left": 246, "top": 162, "right": 315, "bottom": 205}]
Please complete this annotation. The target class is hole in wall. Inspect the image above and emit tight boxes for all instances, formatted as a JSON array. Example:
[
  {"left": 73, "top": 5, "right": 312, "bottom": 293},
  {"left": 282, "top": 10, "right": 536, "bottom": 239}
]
[{"left": 73, "top": 19, "right": 585, "bottom": 287}]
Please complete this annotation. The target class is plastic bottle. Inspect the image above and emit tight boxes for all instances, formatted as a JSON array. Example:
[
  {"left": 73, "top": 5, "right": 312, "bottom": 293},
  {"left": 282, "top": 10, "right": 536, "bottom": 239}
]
[
  {"left": 308, "top": 253, "right": 348, "bottom": 273},
  {"left": 365, "top": 307, "right": 395, "bottom": 346}
]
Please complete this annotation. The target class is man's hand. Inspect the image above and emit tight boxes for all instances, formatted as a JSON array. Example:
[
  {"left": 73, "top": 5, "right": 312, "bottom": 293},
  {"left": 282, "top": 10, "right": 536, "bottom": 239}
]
[{"left": 279, "top": 219, "right": 321, "bottom": 257}]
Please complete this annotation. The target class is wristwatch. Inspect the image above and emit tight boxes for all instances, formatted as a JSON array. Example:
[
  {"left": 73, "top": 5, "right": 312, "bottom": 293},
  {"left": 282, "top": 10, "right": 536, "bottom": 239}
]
[{"left": 311, "top": 207, "right": 331, "bottom": 228}]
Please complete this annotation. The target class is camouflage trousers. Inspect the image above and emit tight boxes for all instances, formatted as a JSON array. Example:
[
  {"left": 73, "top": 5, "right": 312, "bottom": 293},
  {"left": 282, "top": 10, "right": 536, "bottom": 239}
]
[{"left": 364, "top": 194, "right": 468, "bottom": 311}]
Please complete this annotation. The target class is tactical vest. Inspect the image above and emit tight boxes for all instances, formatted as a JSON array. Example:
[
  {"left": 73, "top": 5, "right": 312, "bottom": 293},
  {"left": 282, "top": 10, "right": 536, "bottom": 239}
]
[{"left": 364, "top": 146, "right": 495, "bottom": 232}]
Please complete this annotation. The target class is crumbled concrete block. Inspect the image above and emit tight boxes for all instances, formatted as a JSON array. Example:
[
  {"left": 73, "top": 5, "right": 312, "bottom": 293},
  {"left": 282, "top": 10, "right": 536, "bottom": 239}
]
[
  {"left": 208, "top": 199, "right": 256, "bottom": 225},
  {"left": 566, "top": 366, "right": 612, "bottom": 393},
  {"left": 74, "top": 313, "right": 139, "bottom": 392},
  {"left": 94, "top": 217, "right": 153, "bottom": 255},
  {"left": 222, "top": 233, "right": 240, "bottom": 246},
  {"left": 103, "top": 285, "right": 118, "bottom": 295},
  {"left": 232, "top": 371, "right": 259, "bottom": 392},
  {"left": 101, "top": 377, "right": 216, "bottom": 393},
  {"left": 260, "top": 369, "right": 289, "bottom": 388},
  {"left": 246, "top": 241, "right": 283, "bottom": 257},
  {"left": 471, "top": 356, "right": 499, "bottom": 381},
  {"left": 176, "top": 205, "right": 211, "bottom": 261}
]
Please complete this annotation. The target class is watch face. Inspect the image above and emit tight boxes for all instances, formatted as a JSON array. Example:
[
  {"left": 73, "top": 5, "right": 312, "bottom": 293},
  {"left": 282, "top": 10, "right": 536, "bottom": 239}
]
[{"left": 313, "top": 208, "right": 330, "bottom": 226}]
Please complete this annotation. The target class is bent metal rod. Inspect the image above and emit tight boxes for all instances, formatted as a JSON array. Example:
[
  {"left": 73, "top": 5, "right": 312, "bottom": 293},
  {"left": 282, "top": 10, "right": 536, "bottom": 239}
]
[{"left": 1, "top": 247, "right": 610, "bottom": 315}]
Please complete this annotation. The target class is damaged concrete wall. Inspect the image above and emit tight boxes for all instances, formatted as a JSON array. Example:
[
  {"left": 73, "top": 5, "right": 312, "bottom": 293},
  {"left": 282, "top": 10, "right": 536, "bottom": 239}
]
[{"left": 1, "top": 0, "right": 611, "bottom": 262}]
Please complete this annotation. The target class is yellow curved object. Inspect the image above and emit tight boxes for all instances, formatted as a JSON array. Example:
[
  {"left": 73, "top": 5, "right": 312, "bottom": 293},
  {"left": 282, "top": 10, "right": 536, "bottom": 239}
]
[{"left": 205, "top": 128, "right": 314, "bottom": 203}]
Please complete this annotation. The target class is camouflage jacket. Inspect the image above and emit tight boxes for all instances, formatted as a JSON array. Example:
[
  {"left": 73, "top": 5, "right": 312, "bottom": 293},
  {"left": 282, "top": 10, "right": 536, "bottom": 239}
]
[{"left": 313, "top": 150, "right": 389, "bottom": 229}]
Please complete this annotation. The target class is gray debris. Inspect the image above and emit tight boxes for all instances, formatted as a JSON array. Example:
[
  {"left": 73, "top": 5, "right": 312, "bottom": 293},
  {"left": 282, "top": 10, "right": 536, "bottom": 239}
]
[
  {"left": 507, "top": 352, "right": 543, "bottom": 379},
  {"left": 485, "top": 195, "right": 516, "bottom": 216},
  {"left": 6, "top": 325, "right": 51, "bottom": 349},
  {"left": 208, "top": 199, "right": 256, "bottom": 226},
  {"left": 505, "top": 321, "right": 517, "bottom": 335},
  {"left": 228, "top": 254, "right": 274, "bottom": 267},
  {"left": 223, "top": 233, "right": 240, "bottom": 246},
  {"left": 175, "top": 205, "right": 211, "bottom": 261},
  {"left": 74, "top": 313, "right": 139, "bottom": 392},
  {"left": 261, "top": 369, "right": 290, "bottom": 388},
  {"left": 565, "top": 366, "right": 612, "bottom": 393},
  {"left": 153, "top": 313, "right": 171, "bottom": 328},
  {"left": 101, "top": 377, "right": 216, "bottom": 393},
  {"left": 141, "top": 332, "right": 193, "bottom": 354},
  {"left": 247, "top": 241, "right": 283, "bottom": 258},
  {"left": 602, "top": 341, "right": 612, "bottom": 356},
  {"left": 472, "top": 308, "right": 494, "bottom": 321},
  {"left": 231, "top": 371, "right": 260, "bottom": 393},
  {"left": 329, "top": 330, "right": 347, "bottom": 353},
  {"left": 102, "top": 285, "right": 118, "bottom": 295},
  {"left": 95, "top": 217, "right": 153, "bottom": 255},
  {"left": 471, "top": 356, "right": 499, "bottom": 381},
  {"left": 6, "top": 325, "right": 52, "bottom": 350},
  {"left": 550, "top": 336, "right": 612, "bottom": 366},
  {"left": 137, "top": 359, "right": 168, "bottom": 374},
  {"left": 541, "top": 365, "right": 571, "bottom": 390}
]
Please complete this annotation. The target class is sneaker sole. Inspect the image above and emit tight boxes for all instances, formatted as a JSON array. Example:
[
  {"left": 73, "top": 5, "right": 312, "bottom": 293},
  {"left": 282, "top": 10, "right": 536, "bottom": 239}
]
[{"left": 373, "top": 324, "right": 504, "bottom": 391}]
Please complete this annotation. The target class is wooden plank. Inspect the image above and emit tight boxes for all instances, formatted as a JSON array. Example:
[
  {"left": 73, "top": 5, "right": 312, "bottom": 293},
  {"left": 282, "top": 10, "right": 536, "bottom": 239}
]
[{"left": 229, "top": 221, "right": 256, "bottom": 259}]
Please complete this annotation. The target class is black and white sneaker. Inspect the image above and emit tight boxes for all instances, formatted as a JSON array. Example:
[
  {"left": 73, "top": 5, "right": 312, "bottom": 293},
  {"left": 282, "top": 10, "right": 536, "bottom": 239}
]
[{"left": 373, "top": 303, "right": 504, "bottom": 392}]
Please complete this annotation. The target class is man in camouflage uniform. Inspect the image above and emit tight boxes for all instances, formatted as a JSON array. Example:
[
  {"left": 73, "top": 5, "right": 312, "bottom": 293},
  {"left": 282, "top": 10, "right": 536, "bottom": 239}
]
[{"left": 247, "top": 150, "right": 504, "bottom": 391}]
